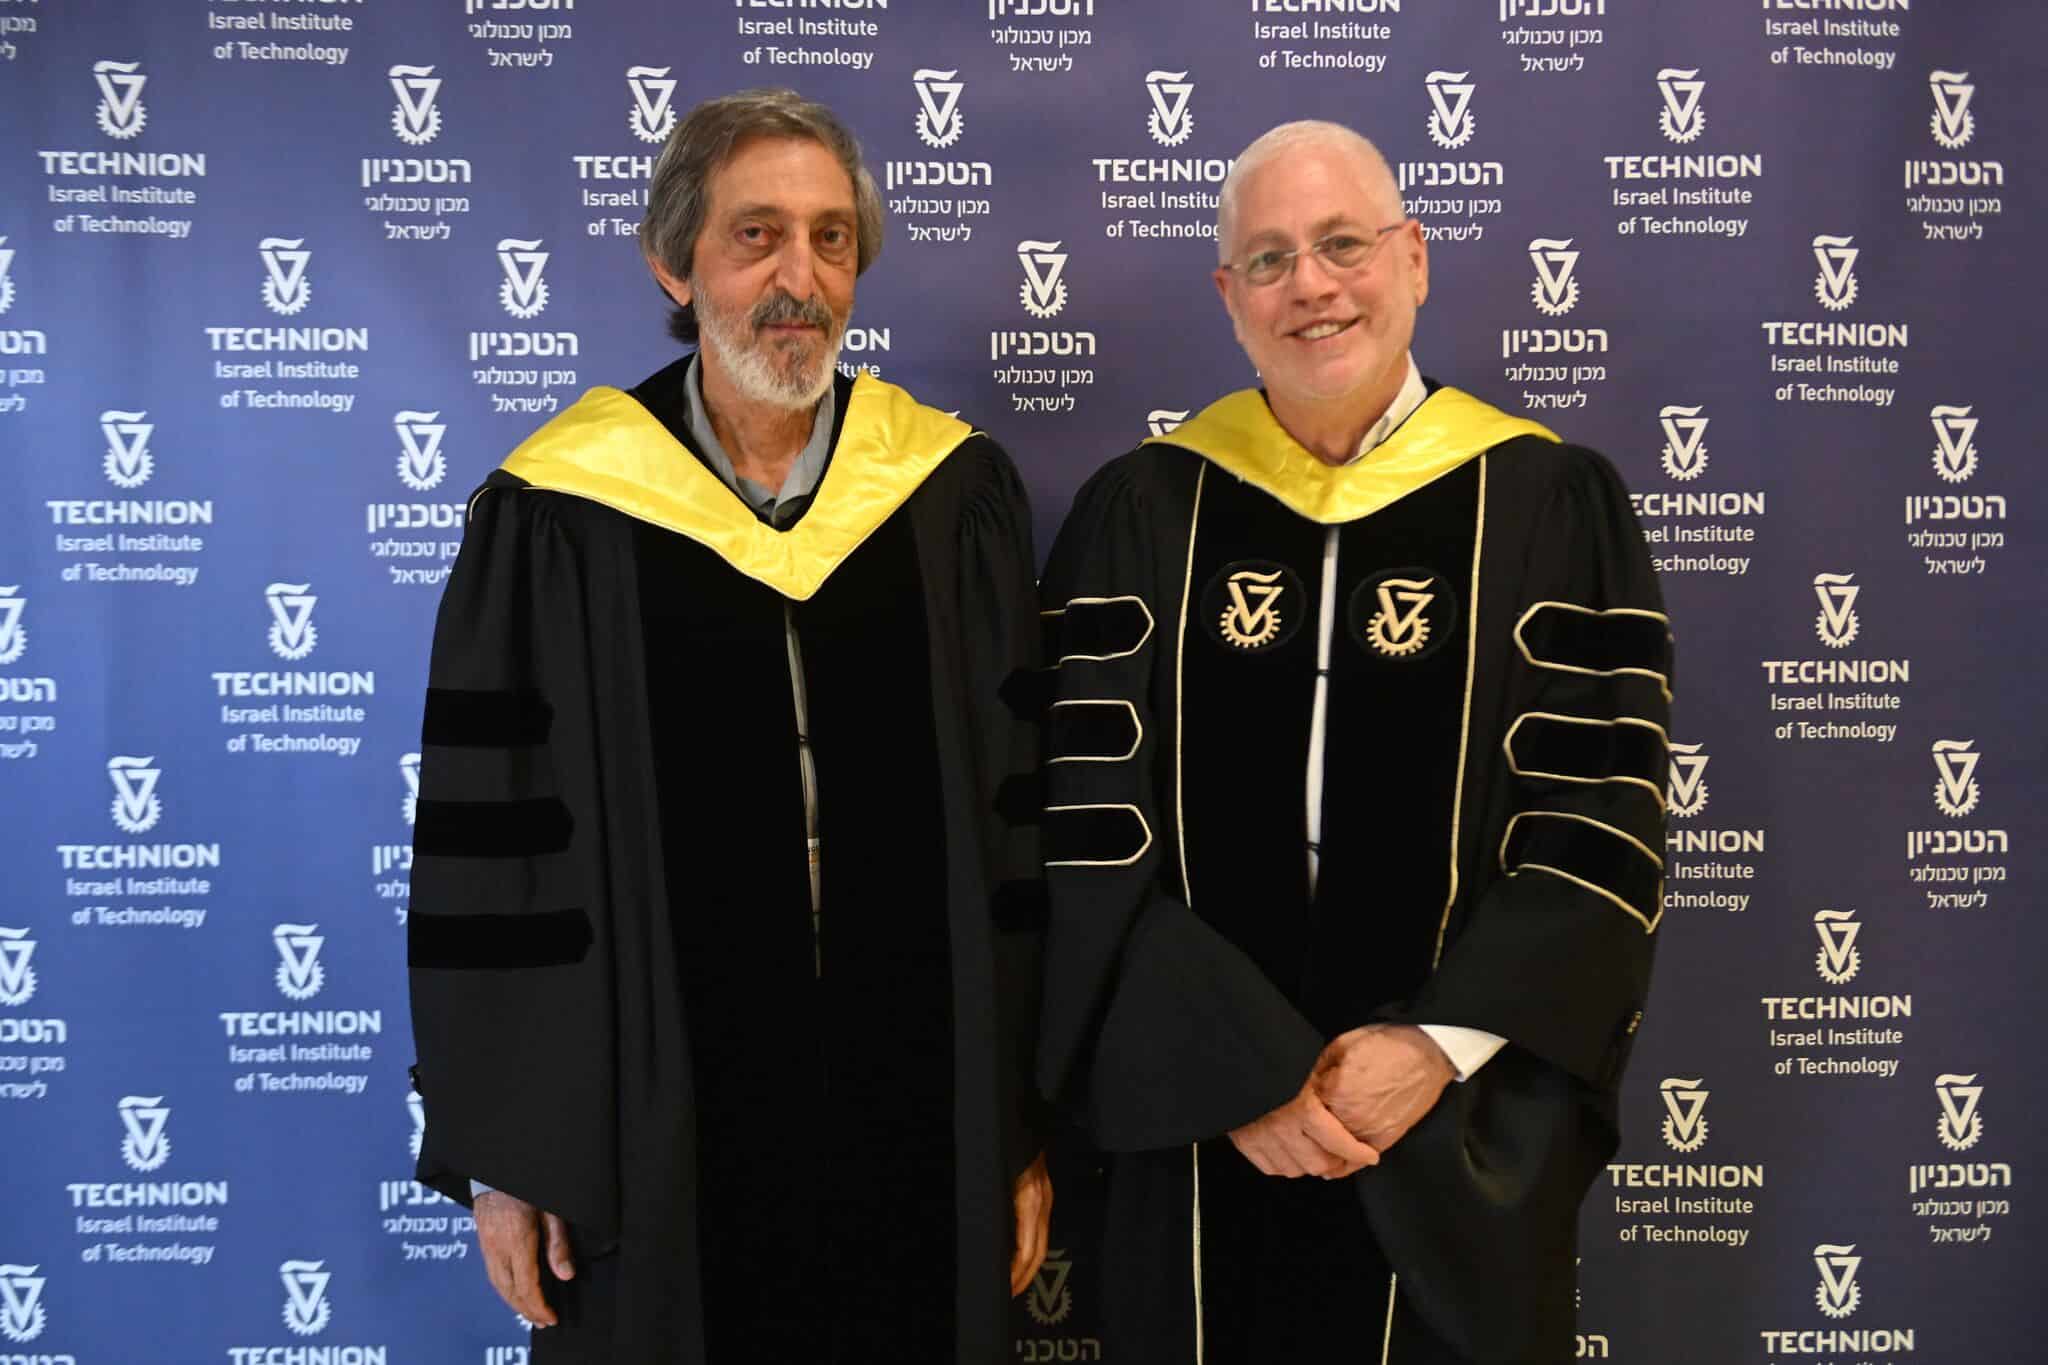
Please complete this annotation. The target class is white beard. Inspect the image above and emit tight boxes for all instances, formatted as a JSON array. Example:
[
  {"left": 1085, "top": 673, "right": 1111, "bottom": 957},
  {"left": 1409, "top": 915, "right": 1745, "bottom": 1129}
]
[{"left": 694, "top": 287, "right": 846, "bottom": 412}]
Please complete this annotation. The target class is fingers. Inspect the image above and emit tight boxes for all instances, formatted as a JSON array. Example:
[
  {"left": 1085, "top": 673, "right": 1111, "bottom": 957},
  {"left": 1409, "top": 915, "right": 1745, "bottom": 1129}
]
[
  {"left": 474, "top": 1194, "right": 558, "bottom": 1328},
  {"left": 1297, "top": 1090, "right": 1380, "bottom": 1173},
  {"left": 1009, "top": 1160, "right": 1052, "bottom": 1296},
  {"left": 544, "top": 1212, "right": 577, "bottom": 1282}
]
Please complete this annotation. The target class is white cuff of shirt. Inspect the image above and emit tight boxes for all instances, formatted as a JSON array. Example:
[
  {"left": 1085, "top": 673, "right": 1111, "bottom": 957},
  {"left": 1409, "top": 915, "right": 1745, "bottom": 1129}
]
[{"left": 1417, "top": 1024, "right": 1508, "bottom": 1081}]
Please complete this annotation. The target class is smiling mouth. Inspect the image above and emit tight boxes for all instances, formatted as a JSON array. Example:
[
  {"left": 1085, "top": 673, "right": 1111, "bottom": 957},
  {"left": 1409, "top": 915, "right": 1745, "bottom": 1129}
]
[{"left": 1292, "top": 318, "right": 1358, "bottom": 342}]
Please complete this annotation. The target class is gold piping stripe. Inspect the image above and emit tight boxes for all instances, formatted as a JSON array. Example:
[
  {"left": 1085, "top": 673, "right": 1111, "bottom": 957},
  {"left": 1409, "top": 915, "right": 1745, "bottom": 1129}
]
[
  {"left": 1380, "top": 1272, "right": 1399, "bottom": 1365},
  {"left": 1503, "top": 711, "right": 1671, "bottom": 811},
  {"left": 498, "top": 373, "right": 973, "bottom": 601},
  {"left": 1432, "top": 454, "right": 1486, "bottom": 969},
  {"left": 1046, "top": 699, "right": 1143, "bottom": 764},
  {"left": 1513, "top": 601, "right": 1675, "bottom": 703},
  {"left": 1191, "top": 1142, "right": 1206, "bottom": 1365},
  {"left": 1042, "top": 595, "right": 1157, "bottom": 665},
  {"left": 1499, "top": 809, "right": 1665, "bottom": 872},
  {"left": 1510, "top": 862, "right": 1663, "bottom": 935},
  {"left": 1145, "top": 386, "right": 1557, "bottom": 525},
  {"left": 1042, "top": 803, "right": 1155, "bottom": 868},
  {"left": 1174, "top": 464, "right": 1205, "bottom": 906}
]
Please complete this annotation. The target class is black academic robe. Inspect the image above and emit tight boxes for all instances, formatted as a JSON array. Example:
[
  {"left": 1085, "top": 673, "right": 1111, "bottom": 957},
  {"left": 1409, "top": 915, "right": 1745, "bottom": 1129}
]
[
  {"left": 1035, "top": 385, "right": 1672, "bottom": 1365},
  {"left": 407, "top": 367, "right": 1045, "bottom": 1363}
]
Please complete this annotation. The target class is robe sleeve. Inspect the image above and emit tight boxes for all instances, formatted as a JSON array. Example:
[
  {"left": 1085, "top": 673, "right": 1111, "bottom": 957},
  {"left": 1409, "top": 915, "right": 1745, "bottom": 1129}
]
[
  {"left": 405, "top": 478, "right": 618, "bottom": 1229},
  {"left": 1402, "top": 447, "right": 1672, "bottom": 1093},
  {"left": 950, "top": 438, "right": 1053, "bottom": 1180},
  {"left": 1036, "top": 459, "right": 1325, "bottom": 1152}
]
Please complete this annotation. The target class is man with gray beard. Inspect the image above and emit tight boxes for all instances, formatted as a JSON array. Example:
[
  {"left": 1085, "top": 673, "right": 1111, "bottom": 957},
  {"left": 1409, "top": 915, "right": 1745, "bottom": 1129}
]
[{"left": 406, "top": 88, "right": 1051, "bottom": 1363}]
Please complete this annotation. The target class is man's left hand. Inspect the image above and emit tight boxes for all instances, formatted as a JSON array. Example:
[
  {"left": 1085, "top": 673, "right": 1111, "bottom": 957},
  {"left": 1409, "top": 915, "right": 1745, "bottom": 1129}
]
[
  {"left": 1312, "top": 1023, "right": 1455, "bottom": 1153},
  {"left": 1009, "top": 1152, "right": 1053, "bottom": 1296}
]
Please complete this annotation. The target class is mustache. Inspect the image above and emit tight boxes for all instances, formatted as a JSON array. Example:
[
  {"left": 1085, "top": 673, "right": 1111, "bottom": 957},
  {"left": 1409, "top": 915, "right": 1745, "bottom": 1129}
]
[{"left": 751, "top": 291, "right": 834, "bottom": 331}]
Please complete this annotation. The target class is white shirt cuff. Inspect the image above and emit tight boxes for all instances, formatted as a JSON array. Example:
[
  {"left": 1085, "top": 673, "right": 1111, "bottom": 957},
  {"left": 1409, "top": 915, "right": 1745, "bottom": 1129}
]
[{"left": 1417, "top": 1024, "right": 1508, "bottom": 1081}]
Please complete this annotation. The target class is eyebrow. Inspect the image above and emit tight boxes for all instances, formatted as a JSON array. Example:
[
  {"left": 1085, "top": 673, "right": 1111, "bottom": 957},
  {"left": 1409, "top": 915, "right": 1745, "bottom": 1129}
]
[
  {"left": 1239, "top": 214, "right": 1367, "bottom": 251},
  {"left": 722, "top": 202, "right": 855, "bottom": 224}
]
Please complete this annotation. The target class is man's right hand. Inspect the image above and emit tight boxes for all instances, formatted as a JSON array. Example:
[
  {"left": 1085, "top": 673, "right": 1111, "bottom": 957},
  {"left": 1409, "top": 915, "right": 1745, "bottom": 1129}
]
[
  {"left": 474, "top": 1190, "right": 575, "bottom": 1328},
  {"left": 1227, "top": 1081, "right": 1381, "bottom": 1178}
]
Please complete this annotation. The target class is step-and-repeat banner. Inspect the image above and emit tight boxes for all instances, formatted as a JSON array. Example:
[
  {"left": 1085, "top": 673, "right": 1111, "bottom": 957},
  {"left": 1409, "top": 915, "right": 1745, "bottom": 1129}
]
[{"left": 2, "top": 3, "right": 2042, "bottom": 1362}]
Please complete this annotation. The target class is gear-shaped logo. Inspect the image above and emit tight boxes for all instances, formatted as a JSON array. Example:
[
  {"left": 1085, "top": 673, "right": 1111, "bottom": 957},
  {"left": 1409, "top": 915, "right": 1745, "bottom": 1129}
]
[
  {"left": 1933, "top": 777, "right": 1979, "bottom": 819},
  {"left": 917, "top": 108, "right": 964, "bottom": 148},
  {"left": 1931, "top": 444, "right": 1977, "bottom": 483},
  {"left": 1219, "top": 602, "right": 1281, "bottom": 649},
  {"left": 1659, "top": 107, "right": 1704, "bottom": 143},
  {"left": 283, "top": 1295, "right": 331, "bottom": 1337},
  {"left": 1660, "top": 1114, "right": 1708, "bottom": 1153},
  {"left": 1816, "top": 1280, "right": 1860, "bottom": 1319},
  {"left": 1427, "top": 109, "right": 1474, "bottom": 149},
  {"left": 391, "top": 102, "right": 441, "bottom": 146},
  {"left": 1936, "top": 1111, "right": 1983, "bottom": 1152},
  {"left": 1366, "top": 610, "right": 1430, "bottom": 657},
  {"left": 110, "top": 793, "right": 161, "bottom": 835},
  {"left": 104, "top": 447, "right": 153, "bottom": 488},
  {"left": 1660, "top": 443, "right": 1706, "bottom": 481},
  {"left": 276, "top": 957, "right": 325, "bottom": 1002},
  {"left": 1815, "top": 610, "right": 1856, "bottom": 648},
  {"left": 1814, "top": 943, "right": 1860, "bottom": 985},
  {"left": 96, "top": 99, "right": 146, "bottom": 140},
  {"left": 270, "top": 620, "right": 317, "bottom": 661},
  {"left": 1148, "top": 107, "right": 1193, "bottom": 146},
  {"left": 500, "top": 275, "right": 548, "bottom": 319},
  {"left": 1814, "top": 271, "right": 1856, "bottom": 311},
  {"left": 1019, "top": 278, "right": 1065, "bottom": 320},
  {"left": 263, "top": 276, "right": 311, "bottom": 316},
  {"left": 1531, "top": 276, "right": 1579, "bottom": 316},
  {"left": 1930, "top": 106, "right": 1974, "bottom": 149}
]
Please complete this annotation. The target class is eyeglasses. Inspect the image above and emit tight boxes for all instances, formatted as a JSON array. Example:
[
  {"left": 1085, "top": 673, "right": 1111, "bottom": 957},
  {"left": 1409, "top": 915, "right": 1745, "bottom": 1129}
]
[{"left": 1223, "top": 222, "right": 1409, "bottom": 288}]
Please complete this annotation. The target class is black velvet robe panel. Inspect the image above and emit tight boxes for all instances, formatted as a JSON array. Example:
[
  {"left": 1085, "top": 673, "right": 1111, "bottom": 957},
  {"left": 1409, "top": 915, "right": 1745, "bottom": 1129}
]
[
  {"left": 1036, "top": 401, "right": 1671, "bottom": 1365},
  {"left": 407, "top": 373, "right": 1044, "bottom": 1363}
]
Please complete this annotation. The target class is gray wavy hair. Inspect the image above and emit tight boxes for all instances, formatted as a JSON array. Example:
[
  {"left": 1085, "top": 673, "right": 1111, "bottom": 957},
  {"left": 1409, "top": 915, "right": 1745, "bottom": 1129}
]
[{"left": 639, "top": 87, "right": 885, "bottom": 345}]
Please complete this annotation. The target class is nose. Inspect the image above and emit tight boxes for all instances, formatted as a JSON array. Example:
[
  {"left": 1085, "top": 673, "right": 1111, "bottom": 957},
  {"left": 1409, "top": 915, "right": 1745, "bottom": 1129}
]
[
  {"left": 1285, "top": 245, "right": 1341, "bottom": 301},
  {"left": 772, "top": 235, "right": 819, "bottom": 302}
]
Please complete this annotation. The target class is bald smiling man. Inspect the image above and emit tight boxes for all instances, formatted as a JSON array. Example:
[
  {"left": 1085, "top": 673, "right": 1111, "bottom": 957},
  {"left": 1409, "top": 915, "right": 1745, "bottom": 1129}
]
[{"left": 1035, "top": 120, "right": 1673, "bottom": 1365}]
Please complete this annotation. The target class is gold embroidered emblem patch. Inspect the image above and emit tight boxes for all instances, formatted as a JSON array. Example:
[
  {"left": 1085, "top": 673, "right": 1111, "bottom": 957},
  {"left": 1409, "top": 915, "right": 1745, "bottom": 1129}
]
[
  {"left": 1365, "top": 576, "right": 1437, "bottom": 656},
  {"left": 1218, "top": 569, "right": 1287, "bottom": 648}
]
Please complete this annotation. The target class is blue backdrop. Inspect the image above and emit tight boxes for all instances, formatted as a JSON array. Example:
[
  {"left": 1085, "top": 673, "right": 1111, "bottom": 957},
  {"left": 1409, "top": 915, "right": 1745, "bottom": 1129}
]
[{"left": 2, "top": 3, "right": 2042, "bottom": 1362}]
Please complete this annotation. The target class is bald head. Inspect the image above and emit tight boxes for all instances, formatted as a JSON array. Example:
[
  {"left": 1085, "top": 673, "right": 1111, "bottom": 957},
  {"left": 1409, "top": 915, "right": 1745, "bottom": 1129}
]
[{"left": 1216, "top": 121, "right": 1401, "bottom": 262}]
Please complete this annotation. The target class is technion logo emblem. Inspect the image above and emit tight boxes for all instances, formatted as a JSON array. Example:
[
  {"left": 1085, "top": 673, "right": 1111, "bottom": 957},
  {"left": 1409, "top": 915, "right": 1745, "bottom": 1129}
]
[
  {"left": 1527, "top": 238, "right": 1580, "bottom": 316},
  {"left": 118, "top": 1094, "right": 173, "bottom": 1173},
  {"left": 260, "top": 237, "right": 313, "bottom": 316},
  {"left": 108, "top": 755, "right": 163, "bottom": 835},
  {"left": 1813, "top": 909, "right": 1861, "bottom": 987},
  {"left": 0, "top": 587, "right": 25, "bottom": 666},
  {"left": 1656, "top": 68, "right": 1705, "bottom": 144},
  {"left": 389, "top": 65, "right": 443, "bottom": 146},
  {"left": 1016, "top": 240, "right": 1069, "bottom": 320},
  {"left": 265, "top": 583, "right": 319, "bottom": 661},
  {"left": 1811, "top": 572, "right": 1859, "bottom": 649},
  {"left": 94, "top": 60, "right": 148, "bottom": 140},
  {"left": 400, "top": 752, "right": 422, "bottom": 825},
  {"left": 1424, "top": 70, "right": 1476, "bottom": 150},
  {"left": 1666, "top": 741, "right": 1708, "bottom": 818},
  {"left": 627, "top": 66, "right": 678, "bottom": 144},
  {"left": 1928, "top": 70, "right": 1975, "bottom": 150},
  {"left": 497, "top": 238, "right": 551, "bottom": 319},
  {"left": 280, "top": 1260, "right": 333, "bottom": 1336},
  {"left": 1812, "top": 234, "right": 1858, "bottom": 311},
  {"left": 1934, "top": 1073, "right": 1983, "bottom": 1152},
  {"left": 913, "top": 68, "right": 965, "bottom": 149},
  {"left": 0, "top": 1265, "right": 47, "bottom": 1343},
  {"left": 393, "top": 411, "right": 448, "bottom": 492},
  {"left": 1930, "top": 739, "right": 1980, "bottom": 819},
  {"left": 1144, "top": 70, "right": 1194, "bottom": 147},
  {"left": 1658, "top": 404, "right": 1708, "bottom": 481},
  {"left": 1929, "top": 405, "right": 1978, "bottom": 483},
  {"left": 100, "top": 409, "right": 155, "bottom": 489},
  {"left": 1658, "top": 1077, "right": 1710, "bottom": 1153},
  {"left": 0, "top": 927, "right": 37, "bottom": 1007},
  {"left": 1812, "top": 1243, "right": 1861, "bottom": 1319},
  {"left": 273, "top": 923, "right": 327, "bottom": 1002}
]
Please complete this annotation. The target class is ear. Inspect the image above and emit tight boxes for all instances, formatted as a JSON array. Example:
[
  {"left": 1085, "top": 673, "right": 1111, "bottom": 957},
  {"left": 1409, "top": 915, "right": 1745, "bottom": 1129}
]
[
  {"left": 1406, "top": 222, "right": 1430, "bottom": 309},
  {"left": 648, "top": 256, "right": 692, "bottom": 309}
]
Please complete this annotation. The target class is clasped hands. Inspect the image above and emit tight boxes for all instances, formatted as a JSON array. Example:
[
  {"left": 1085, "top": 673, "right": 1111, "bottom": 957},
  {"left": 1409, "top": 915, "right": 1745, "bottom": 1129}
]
[{"left": 1226, "top": 1023, "right": 1455, "bottom": 1179}]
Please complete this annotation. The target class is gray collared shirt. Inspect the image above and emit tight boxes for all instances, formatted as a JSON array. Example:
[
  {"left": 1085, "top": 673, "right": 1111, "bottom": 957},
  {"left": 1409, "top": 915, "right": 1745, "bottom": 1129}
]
[{"left": 680, "top": 353, "right": 835, "bottom": 528}]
